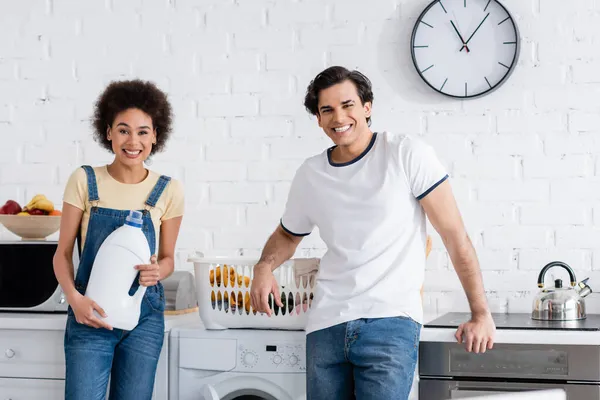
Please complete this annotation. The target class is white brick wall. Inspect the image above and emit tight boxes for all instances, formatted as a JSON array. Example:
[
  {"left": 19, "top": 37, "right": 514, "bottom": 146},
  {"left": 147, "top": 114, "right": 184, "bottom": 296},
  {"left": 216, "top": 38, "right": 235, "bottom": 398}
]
[{"left": 1, "top": 0, "right": 598, "bottom": 316}]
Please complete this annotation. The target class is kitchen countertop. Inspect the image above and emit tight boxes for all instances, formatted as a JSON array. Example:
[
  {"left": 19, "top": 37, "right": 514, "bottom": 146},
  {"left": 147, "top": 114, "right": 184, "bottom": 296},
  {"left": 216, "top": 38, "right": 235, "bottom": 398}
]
[
  {"left": 420, "top": 326, "right": 600, "bottom": 345},
  {"left": 10, "top": 311, "right": 592, "bottom": 345},
  {"left": 0, "top": 311, "right": 201, "bottom": 332},
  {"left": 420, "top": 312, "right": 600, "bottom": 345},
  {"left": 0, "top": 311, "right": 438, "bottom": 334}
]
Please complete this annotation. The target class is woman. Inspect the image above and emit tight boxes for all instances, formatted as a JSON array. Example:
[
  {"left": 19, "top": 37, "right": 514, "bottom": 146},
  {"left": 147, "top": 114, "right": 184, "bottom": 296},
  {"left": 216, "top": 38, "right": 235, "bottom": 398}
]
[{"left": 53, "top": 79, "right": 184, "bottom": 399}]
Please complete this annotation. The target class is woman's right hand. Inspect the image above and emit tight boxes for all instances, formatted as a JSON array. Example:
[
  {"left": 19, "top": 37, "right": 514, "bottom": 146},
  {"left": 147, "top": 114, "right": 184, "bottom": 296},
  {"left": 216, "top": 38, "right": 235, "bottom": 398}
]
[
  {"left": 250, "top": 264, "right": 283, "bottom": 317},
  {"left": 69, "top": 292, "right": 113, "bottom": 330}
]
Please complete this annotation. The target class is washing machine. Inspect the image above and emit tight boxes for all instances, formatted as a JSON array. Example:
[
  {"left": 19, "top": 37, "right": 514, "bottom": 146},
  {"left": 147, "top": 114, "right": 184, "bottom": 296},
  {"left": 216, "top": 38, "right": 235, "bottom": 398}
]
[{"left": 169, "top": 324, "right": 306, "bottom": 400}]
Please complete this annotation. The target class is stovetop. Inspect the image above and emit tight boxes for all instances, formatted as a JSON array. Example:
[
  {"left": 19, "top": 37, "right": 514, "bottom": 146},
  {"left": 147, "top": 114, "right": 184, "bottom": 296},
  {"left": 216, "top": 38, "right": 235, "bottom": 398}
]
[{"left": 426, "top": 312, "right": 600, "bottom": 331}]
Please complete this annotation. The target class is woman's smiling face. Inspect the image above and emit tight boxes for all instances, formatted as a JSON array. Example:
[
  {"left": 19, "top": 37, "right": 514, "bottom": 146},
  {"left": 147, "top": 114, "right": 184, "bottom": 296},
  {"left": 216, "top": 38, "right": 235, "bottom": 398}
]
[{"left": 107, "top": 108, "right": 156, "bottom": 167}]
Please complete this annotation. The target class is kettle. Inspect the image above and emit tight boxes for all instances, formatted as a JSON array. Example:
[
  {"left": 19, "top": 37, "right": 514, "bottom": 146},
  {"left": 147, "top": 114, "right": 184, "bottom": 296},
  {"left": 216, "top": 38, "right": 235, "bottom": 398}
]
[{"left": 532, "top": 261, "right": 592, "bottom": 321}]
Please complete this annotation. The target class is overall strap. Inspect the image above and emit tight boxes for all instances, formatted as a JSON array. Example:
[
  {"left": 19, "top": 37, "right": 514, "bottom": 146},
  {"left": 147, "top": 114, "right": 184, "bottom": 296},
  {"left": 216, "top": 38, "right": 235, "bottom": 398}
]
[
  {"left": 145, "top": 175, "right": 171, "bottom": 209},
  {"left": 81, "top": 165, "right": 99, "bottom": 206},
  {"left": 77, "top": 165, "right": 99, "bottom": 258}
]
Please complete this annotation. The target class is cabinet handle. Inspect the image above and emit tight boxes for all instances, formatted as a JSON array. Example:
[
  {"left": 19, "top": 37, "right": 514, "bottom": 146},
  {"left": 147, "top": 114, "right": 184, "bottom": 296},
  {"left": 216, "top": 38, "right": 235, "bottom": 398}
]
[{"left": 5, "top": 348, "right": 15, "bottom": 359}]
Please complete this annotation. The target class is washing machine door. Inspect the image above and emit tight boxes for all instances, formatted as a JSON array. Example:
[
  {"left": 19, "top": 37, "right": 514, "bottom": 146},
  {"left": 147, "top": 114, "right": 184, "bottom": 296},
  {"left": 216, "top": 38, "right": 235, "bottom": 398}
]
[
  {"left": 201, "top": 385, "right": 220, "bottom": 400},
  {"left": 200, "top": 376, "right": 295, "bottom": 400}
]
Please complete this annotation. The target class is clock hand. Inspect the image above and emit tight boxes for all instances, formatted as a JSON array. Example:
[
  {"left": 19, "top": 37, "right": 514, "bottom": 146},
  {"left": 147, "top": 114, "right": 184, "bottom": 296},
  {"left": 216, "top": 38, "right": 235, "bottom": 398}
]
[
  {"left": 462, "top": 12, "right": 490, "bottom": 50},
  {"left": 450, "top": 20, "right": 470, "bottom": 53}
]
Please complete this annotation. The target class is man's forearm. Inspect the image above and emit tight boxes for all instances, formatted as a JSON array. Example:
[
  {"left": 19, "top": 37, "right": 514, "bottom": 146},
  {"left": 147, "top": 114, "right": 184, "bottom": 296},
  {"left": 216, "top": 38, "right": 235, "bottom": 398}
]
[
  {"left": 445, "top": 232, "right": 490, "bottom": 317},
  {"left": 257, "top": 226, "right": 301, "bottom": 272}
]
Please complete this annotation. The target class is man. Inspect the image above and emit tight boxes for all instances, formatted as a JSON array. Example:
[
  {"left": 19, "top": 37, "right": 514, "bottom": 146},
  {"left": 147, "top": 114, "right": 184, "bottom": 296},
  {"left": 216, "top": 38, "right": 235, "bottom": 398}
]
[{"left": 250, "top": 66, "right": 495, "bottom": 400}]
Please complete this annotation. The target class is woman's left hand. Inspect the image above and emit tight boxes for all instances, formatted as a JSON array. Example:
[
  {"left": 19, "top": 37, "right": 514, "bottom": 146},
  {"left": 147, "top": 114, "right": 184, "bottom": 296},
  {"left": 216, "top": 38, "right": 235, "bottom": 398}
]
[{"left": 136, "top": 255, "right": 160, "bottom": 287}]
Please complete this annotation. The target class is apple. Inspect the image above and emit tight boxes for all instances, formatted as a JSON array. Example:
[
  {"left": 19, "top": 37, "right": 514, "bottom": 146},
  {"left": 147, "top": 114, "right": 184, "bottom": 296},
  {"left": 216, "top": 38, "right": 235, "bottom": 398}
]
[
  {"left": 0, "top": 200, "right": 21, "bottom": 215},
  {"left": 27, "top": 209, "right": 46, "bottom": 216}
]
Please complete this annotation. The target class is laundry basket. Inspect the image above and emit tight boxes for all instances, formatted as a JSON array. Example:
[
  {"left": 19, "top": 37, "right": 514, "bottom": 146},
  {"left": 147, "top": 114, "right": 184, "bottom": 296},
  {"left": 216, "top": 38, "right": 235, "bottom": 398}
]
[{"left": 188, "top": 253, "right": 317, "bottom": 330}]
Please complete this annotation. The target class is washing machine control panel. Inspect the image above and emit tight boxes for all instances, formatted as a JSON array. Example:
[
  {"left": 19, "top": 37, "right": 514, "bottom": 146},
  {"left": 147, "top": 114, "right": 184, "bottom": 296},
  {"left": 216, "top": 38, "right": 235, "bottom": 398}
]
[{"left": 237, "top": 340, "right": 306, "bottom": 372}]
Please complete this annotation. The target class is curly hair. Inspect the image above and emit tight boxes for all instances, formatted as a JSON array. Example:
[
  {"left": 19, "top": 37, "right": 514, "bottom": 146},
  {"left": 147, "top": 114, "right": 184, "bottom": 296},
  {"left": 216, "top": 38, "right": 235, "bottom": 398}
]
[
  {"left": 304, "top": 66, "right": 374, "bottom": 126},
  {"left": 92, "top": 79, "right": 173, "bottom": 155}
]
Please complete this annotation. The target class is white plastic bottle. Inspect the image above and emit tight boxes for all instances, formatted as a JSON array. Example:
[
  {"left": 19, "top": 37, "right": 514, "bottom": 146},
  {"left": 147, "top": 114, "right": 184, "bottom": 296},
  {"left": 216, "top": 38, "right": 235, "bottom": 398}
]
[{"left": 85, "top": 210, "right": 151, "bottom": 330}]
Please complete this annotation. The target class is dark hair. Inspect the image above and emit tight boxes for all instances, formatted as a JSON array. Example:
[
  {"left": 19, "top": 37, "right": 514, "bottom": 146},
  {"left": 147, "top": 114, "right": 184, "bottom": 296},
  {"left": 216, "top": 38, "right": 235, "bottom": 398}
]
[
  {"left": 303, "top": 66, "right": 374, "bottom": 126},
  {"left": 92, "top": 79, "right": 173, "bottom": 155}
]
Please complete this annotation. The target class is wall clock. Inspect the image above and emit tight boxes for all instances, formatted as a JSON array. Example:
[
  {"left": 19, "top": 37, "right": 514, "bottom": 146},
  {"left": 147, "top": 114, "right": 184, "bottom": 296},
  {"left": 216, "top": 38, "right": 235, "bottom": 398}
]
[{"left": 411, "top": 0, "right": 520, "bottom": 99}]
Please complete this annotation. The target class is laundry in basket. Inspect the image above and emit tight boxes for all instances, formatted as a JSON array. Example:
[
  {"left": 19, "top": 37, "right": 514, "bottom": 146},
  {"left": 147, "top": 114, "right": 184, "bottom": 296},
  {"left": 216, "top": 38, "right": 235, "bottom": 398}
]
[{"left": 188, "top": 253, "right": 319, "bottom": 330}]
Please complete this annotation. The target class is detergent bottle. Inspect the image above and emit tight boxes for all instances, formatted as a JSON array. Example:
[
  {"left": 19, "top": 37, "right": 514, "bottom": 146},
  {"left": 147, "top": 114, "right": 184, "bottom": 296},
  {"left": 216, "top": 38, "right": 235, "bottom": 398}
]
[{"left": 85, "top": 210, "right": 151, "bottom": 330}]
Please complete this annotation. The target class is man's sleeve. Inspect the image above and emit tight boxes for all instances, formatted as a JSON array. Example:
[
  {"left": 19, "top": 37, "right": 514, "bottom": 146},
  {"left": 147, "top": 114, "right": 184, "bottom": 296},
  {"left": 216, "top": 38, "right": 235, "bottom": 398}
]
[
  {"left": 400, "top": 137, "right": 449, "bottom": 200},
  {"left": 280, "top": 164, "right": 313, "bottom": 236}
]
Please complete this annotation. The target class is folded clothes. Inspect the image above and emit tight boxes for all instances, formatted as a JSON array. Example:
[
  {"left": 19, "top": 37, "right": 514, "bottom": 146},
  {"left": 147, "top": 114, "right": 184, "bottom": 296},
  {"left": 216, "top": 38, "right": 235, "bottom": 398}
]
[{"left": 291, "top": 258, "right": 319, "bottom": 289}]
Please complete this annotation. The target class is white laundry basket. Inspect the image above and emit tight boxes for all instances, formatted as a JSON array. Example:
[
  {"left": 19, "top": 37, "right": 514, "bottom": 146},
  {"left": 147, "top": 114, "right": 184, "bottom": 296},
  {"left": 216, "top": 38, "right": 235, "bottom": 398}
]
[{"left": 188, "top": 253, "right": 317, "bottom": 330}]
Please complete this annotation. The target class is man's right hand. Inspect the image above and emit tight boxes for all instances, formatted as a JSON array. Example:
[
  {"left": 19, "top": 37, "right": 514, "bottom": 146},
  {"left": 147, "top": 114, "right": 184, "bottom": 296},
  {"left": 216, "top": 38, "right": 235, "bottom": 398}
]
[
  {"left": 250, "top": 264, "right": 283, "bottom": 317},
  {"left": 68, "top": 292, "right": 113, "bottom": 330}
]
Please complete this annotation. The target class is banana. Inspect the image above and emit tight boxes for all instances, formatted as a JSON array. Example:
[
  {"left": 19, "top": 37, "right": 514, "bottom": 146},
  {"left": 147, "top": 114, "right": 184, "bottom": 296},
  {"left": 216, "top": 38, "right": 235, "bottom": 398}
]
[
  {"left": 24, "top": 195, "right": 54, "bottom": 213},
  {"left": 24, "top": 194, "right": 47, "bottom": 210},
  {"left": 33, "top": 199, "right": 54, "bottom": 213}
]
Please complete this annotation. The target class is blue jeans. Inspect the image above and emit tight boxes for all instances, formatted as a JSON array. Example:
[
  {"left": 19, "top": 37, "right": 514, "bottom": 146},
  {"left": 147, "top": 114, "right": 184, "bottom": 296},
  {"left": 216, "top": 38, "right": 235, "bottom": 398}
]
[
  {"left": 64, "top": 288, "right": 165, "bottom": 400},
  {"left": 306, "top": 316, "right": 421, "bottom": 400}
]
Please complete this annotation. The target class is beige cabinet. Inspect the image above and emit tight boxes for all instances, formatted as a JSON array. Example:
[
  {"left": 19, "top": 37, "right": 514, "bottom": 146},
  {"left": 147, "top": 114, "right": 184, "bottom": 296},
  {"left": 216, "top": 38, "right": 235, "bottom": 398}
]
[
  {"left": 0, "top": 328, "right": 169, "bottom": 399},
  {"left": 0, "top": 377, "right": 64, "bottom": 400},
  {"left": 0, "top": 329, "right": 65, "bottom": 379}
]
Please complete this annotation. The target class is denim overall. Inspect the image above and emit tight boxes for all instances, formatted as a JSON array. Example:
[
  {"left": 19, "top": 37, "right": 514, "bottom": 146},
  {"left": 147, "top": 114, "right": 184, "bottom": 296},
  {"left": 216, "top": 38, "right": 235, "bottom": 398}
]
[{"left": 64, "top": 165, "right": 170, "bottom": 400}]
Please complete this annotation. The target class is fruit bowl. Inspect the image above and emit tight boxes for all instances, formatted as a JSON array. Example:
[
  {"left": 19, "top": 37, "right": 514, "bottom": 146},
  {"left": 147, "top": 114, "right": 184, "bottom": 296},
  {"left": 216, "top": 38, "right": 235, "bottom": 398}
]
[{"left": 0, "top": 215, "right": 61, "bottom": 240}]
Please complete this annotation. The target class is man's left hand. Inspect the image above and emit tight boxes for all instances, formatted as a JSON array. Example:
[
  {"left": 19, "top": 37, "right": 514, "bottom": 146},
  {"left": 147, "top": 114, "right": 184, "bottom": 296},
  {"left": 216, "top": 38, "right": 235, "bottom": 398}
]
[{"left": 455, "top": 312, "right": 496, "bottom": 353}]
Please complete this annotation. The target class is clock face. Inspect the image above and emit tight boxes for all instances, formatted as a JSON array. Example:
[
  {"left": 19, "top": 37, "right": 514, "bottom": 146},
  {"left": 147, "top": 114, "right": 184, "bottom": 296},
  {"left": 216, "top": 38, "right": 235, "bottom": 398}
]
[{"left": 411, "top": 0, "right": 519, "bottom": 99}]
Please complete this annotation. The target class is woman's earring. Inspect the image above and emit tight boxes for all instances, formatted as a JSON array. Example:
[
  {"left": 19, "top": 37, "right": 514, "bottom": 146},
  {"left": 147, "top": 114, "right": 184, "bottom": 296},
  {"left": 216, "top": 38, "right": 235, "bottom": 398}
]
[{"left": 145, "top": 156, "right": 153, "bottom": 166}]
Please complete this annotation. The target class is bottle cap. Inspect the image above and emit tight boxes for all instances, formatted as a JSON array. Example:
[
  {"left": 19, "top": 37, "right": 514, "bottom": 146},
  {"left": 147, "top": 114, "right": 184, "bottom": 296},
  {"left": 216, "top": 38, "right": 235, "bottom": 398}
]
[{"left": 125, "top": 210, "right": 143, "bottom": 228}]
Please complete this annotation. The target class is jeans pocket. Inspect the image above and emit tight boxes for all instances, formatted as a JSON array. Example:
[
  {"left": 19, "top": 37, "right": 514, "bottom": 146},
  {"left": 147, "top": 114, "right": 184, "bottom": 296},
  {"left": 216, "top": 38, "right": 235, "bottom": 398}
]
[
  {"left": 144, "top": 285, "right": 165, "bottom": 313},
  {"left": 396, "top": 315, "right": 421, "bottom": 350}
]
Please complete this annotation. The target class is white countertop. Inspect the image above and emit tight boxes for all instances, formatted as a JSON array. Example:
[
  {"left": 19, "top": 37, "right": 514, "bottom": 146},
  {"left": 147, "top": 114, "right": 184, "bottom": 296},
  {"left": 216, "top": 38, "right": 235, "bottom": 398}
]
[
  {"left": 0, "top": 311, "right": 201, "bottom": 332},
  {"left": 2, "top": 312, "right": 430, "bottom": 332},
  {"left": 420, "top": 312, "right": 600, "bottom": 345},
  {"left": 7, "top": 311, "right": 596, "bottom": 345},
  {"left": 420, "top": 325, "right": 600, "bottom": 345}
]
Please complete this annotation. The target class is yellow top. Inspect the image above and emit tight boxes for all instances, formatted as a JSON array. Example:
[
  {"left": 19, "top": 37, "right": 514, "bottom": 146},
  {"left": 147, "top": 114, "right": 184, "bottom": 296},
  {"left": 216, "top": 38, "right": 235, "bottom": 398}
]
[{"left": 63, "top": 165, "right": 185, "bottom": 252}]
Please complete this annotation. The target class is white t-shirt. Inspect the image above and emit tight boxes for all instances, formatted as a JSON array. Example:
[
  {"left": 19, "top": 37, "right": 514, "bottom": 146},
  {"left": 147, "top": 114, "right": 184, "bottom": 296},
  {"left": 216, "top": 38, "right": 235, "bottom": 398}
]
[{"left": 281, "top": 132, "right": 448, "bottom": 334}]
